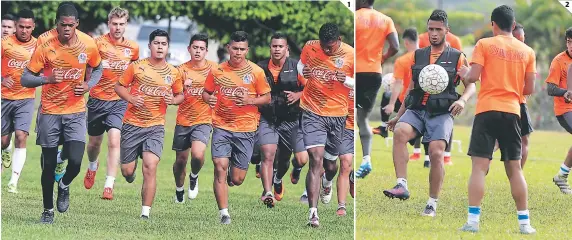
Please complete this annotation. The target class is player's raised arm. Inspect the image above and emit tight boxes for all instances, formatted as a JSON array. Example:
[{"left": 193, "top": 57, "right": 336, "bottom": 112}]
[
  {"left": 458, "top": 41, "right": 484, "bottom": 84},
  {"left": 382, "top": 31, "right": 399, "bottom": 64},
  {"left": 21, "top": 47, "right": 60, "bottom": 87}
]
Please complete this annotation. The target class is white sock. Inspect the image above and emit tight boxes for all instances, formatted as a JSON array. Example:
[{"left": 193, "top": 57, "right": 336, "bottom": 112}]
[
  {"left": 59, "top": 180, "right": 69, "bottom": 189},
  {"left": 558, "top": 163, "right": 570, "bottom": 177},
  {"left": 56, "top": 149, "right": 64, "bottom": 164},
  {"left": 380, "top": 122, "right": 387, "bottom": 127},
  {"left": 104, "top": 176, "right": 115, "bottom": 188},
  {"left": 517, "top": 210, "right": 530, "bottom": 225},
  {"left": 424, "top": 155, "right": 430, "bottom": 161},
  {"left": 362, "top": 155, "right": 371, "bottom": 165},
  {"left": 468, "top": 206, "right": 481, "bottom": 224},
  {"left": 413, "top": 148, "right": 421, "bottom": 154},
  {"left": 46, "top": 208, "right": 54, "bottom": 212},
  {"left": 444, "top": 152, "right": 451, "bottom": 157},
  {"left": 141, "top": 206, "right": 151, "bottom": 217},
  {"left": 219, "top": 208, "right": 229, "bottom": 217},
  {"left": 88, "top": 161, "right": 98, "bottom": 171},
  {"left": 303, "top": 189, "right": 308, "bottom": 196},
  {"left": 397, "top": 178, "right": 408, "bottom": 190},
  {"left": 273, "top": 174, "right": 282, "bottom": 184},
  {"left": 322, "top": 175, "right": 332, "bottom": 187},
  {"left": 427, "top": 197, "right": 438, "bottom": 210},
  {"left": 309, "top": 207, "right": 318, "bottom": 218},
  {"left": 190, "top": 172, "right": 198, "bottom": 179},
  {"left": 9, "top": 148, "right": 26, "bottom": 185},
  {"left": 7, "top": 141, "right": 13, "bottom": 152},
  {"left": 176, "top": 186, "right": 184, "bottom": 192}
]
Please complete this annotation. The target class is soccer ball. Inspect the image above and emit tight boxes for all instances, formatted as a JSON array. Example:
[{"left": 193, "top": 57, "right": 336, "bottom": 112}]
[
  {"left": 419, "top": 64, "right": 449, "bottom": 94},
  {"left": 381, "top": 73, "right": 393, "bottom": 92}
]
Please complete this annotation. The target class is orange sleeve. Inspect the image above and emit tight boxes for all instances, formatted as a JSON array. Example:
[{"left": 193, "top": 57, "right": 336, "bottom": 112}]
[
  {"left": 418, "top": 33, "right": 429, "bottom": 49},
  {"left": 526, "top": 49, "right": 537, "bottom": 73},
  {"left": 132, "top": 45, "right": 140, "bottom": 61},
  {"left": 172, "top": 68, "right": 184, "bottom": 95},
  {"left": 470, "top": 40, "right": 485, "bottom": 67},
  {"left": 385, "top": 17, "right": 397, "bottom": 37},
  {"left": 545, "top": 58, "right": 561, "bottom": 85},
  {"left": 88, "top": 43, "right": 102, "bottom": 68},
  {"left": 27, "top": 45, "right": 45, "bottom": 74},
  {"left": 300, "top": 43, "right": 309, "bottom": 65},
  {"left": 118, "top": 63, "right": 135, "bottom": 86},
  {"left": 254, "top": 70, "right": 271, "bottom": 95},
  {"left": 393, "top": 57, "right": 406, "bottom": 82},
  {"left": 204, "top": 71, "right": 215, "bottom": 93},
  {"left": 297, "top": 74, "right": 307, "bottom": 86}
]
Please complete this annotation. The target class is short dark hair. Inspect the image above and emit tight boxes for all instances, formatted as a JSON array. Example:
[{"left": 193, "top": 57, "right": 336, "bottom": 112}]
[
  {"left": 491, "top": 5, "right": 515, "bottom": 32},
  {"left": 402, "top": 28, "right": 418, "bottom": 42},
  {"left": 566, "top": 27, "right": 572, "bottom": 41},
  {"left": 319, "top": 23, "right": 340, "bottom": 43},
  {"left": 2, "top": 14, "right": 15, "bottom": 21},
  {"left": 190, "top": 33, "right": 208, "bottom": 47},
  {"left": 271, "top": 32, "right": 288, "bottom": 41},
  {"left": 149, "top": 29, "right": 169, "bottom": 44},
  {"left": 17, "top": 9, "right": 35, "bottom": 21},
  {"left": 56, "top": 4, "right": 79, "bottom": 21},
  {"left": 230, "top": 31, "right": 248, "bottom": 43},
  {"left": 513, "top": 22, "right": 524, "bottom": 32},
  {"left": 428, "top": 9, "right": 448, "bottom": 27}
]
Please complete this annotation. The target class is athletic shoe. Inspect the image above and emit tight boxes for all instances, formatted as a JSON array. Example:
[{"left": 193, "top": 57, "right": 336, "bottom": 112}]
[
  {"left": 54, "top": 150, "right": 66, "bottom": 182},
  {"left": 40, "top": 209, "right": 54, "bottom": 224},
  {"left": 421, "top": 205, "right": 436, "bottom": 217},
  {"left": 220, "top": 214, "right": 231, "bottom": 224},
  {"left": 444, "top": 156, "right": 453, "bottom": 165},
  {"left": 188, "top": 175, "right": 199, "bottom": 199},
  {"left": 2, "top": 150, "right": 11, "bottom": 168},
  {"left": 300, "top": 193, "right": 308, "bottom": 204},
  {"left": 382, "top": 183, "right": 410, "bottom": 200},
  {"left": 349, "top": 171, "right": 355, "bottom": 198},
  {"left": 141, "top": 215, "right": 149, "bottom": 220},
  {"left": 125, "top": 172, "right": 136, "bottom": 183},
  {"left": 261, "top": 191, "right": 275, "bottom": 208},
  {"left": 423, "top": 160, "right": 430, "bottom": 168},
  {"left": 84, "top": 162, "right": 99, "bottom": 189},
  {"left": 459, "top": 222, "right": 479, "bottom": 232},
  {"left": 519, "top": 224, "right": 537, "bottom": 234},
  {"left": 409, "top": 153, "right": 420, "bottom": 161},
  {"left": 356, "top": 161, "right": 372, "bottom": 178},
  {"left": 307, "top": 211, "right": 319, "bottom": 228},
  {"left": 102, "top": 187, "right": 113, "bottom": 200},
  {"left": 372, "top": 126, "right": 389, "bottom": 138},
  {"left": 273, "top": 181, "right": 284, "bottom": 201},
  {"left": 336, "top": 206, "right": 347, "bottom": 216},
  {"left": 7, "top": 182, "right": 18, "bottom": 193},
  {"left": 255, "top": 164, "right": 261, "bottom": 178},
  {"left": 319, "top": 176, "right": 333, "bottom": 204},
  {"left": 553, "top": 175, "right": 572, "bottom": 194},
  {"left": 174, "top": 190, "right": 185, "bottom": 203},
  {"left": 56, "top": 183, "right": 70, "bottom": 213},
  {"left": 290, "top": 168, "right": 301, "bottom": 184}
]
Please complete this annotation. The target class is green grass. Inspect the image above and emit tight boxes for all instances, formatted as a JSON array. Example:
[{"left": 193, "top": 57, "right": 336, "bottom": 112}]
[
  {"left": 1, "top": 105, "right": 353, "bottom": 239},
  {"left": 356, "top": 123, "right": 572, "bottom": 239}
]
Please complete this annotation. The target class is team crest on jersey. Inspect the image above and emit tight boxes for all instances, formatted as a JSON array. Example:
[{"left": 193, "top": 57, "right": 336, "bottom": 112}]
[
  {"left": 124, "top": 48, "right": 131, "bottom": 57},
  {"left": 78, "top": 53, "right": 87, "bottom": 64},
  {"left": 243, "top": 74, "right": 253, "bottom": 84},
  {"left": 165, "top": 75, "right": 173, "bottom": 85},
  {"left": 334, "top": 58, "right": 344, "bottom": 68}
]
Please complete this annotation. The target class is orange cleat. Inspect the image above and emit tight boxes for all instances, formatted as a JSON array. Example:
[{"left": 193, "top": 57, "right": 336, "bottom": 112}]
[
  {"left": 336, "top": 207, "right": 347, "bottom": 216},
  {"left": 102, "top": 187, "right": 113, "bottom": 200},
  {"left": 274, "top": 181, "right": 285, "bottom": 201},
  {"left": 84, "top": 162, "right": 99, "bottom": 189},
  {"left": 409, "top": 153, "right": 421, "bottom": 161},
  {"left": 444, "top": 156, "right": 452, "bottom": 165}
]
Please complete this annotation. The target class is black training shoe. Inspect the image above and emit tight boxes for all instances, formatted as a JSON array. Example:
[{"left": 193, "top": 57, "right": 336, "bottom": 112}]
[
  {"left": 290, "top": 168, "right": 301, "bottom": 184},
  {"left": 174, "top": 190, "right": 185, "bottom": 203},
  {"left": 141, "top": 215, "right": 149, "bottom": 220},
  {"left": 56, "top": 184, "right": 70, "bottom": 213},
  {"left": 220, "top": 215, "right": 231, "bottom": 224},
  {"left": 125, "top": 172, "right": 136, "bottom": 183},
  {"left": 40, "top": 209, "right": 54, "bottom": 224}
]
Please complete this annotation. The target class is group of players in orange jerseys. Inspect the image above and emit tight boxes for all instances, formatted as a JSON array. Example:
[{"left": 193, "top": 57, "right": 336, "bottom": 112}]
[
  {"left": 1, "top": 3, "right": 355, "bottom": 227},
  {"left": 355, "top": 0, "right": 572, "bottom": 234}
]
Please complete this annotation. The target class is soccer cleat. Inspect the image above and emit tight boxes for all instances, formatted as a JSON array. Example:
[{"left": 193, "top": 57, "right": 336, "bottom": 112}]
[
  {"left": 174, "top": 190, "right": 185, "bottom": 203},
  {"left": 349, "top": 171, "right": 355, "bottom": 198},
  {"left": 255, "top": 164, "right": 261, "bottom": 178},
  {"left": 273, "top": 181, "right": 284, "bottom": 201},
  {"left": 290, "top": 168, "right": 301, "bottom": 184},
  {"left": 40, "top": 209, "right": 54, "bottom": 224},
  {"left": 56, "top": 184, "right": 70, "bottom": 213},
  {"left": 421, "top": 205, "right": 436, "bottom": 217},
  {"left": 553, "top": 175, "right": 572, "bottom": 194},
  {"left": 2, "top": 150, "right": 11, "bottom": 168},
  {"left": 460, "top": 223, "right": 479, "bottom": 232},
  {"left": 102, "top": 187, "right": 113, "bottom": 200},
  {"left": 444, "top": 156, "right": 453, "bottom": 165},
  {"left": 220, "top": 215, "right": 231, "bottom": 224},
  {"left": 423, "top": 160, "right": 430, "bottom": 168},
  {"left": 307, "top": 211, "right": 320, "bottom": 228},
  {"left": 383, "top": 183, "right": 410, "bottom": 200},
  {"left": 125, "top": 173, "right": 136, "bottom": 183},
  {"left": 188, "top": 176, "right": 199, "bottom": 199},
  {"left": 372, "top": 126, "right": 388, "bottom": 138},
  {"left": 54, "top": 150, "right": 66, "bottom": 182},
  {"left": 336, "top": 206, "right": 347, "bottom": 216},
  {"left": 519, "top": 224, "right": 537, "bottom": 234},
  {"left": 7, "top": 182, "right": 18, "bottom": 193},
  {"left": 319, "top": 176, "right": 333, "bottom": 204},
  {"left": 261, "top": 191, "right": 275, "bottom": 208},
  {"left": 300, "top": 193, "right": 308, "bottom": 204},
  {"left": 141, "top": 215, "right": 149, "bottom": 220},
  {"left": 84, "top": 162, "right": 99, "bottom": 189},
  {"left": 409, "top": 153, "right": 421, "bottom": 161},
  {"left": 356, "top": 161, "right": 372, "bottom": 179}
]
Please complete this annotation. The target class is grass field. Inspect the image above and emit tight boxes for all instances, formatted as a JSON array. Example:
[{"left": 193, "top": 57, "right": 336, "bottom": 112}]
[
  {"left": 356, "top": 123, "right": 572, "bottom": 239},
  {"left": 1, "top": 105, "right": 353, "bottom": 239}
]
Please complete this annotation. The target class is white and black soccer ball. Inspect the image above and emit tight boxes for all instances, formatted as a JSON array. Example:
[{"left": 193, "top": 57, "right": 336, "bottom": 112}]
[
  {"left": 419, "top": 64, "right": 449, "bottom": 94},
  {"left": 381, "top": 73, "right": 393, "bottom": 92}
]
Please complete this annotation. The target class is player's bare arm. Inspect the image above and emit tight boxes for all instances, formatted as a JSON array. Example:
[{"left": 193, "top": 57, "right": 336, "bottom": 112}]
[
  {"left": 1, "top": 76, "right": 14, "bottom": 88},
  {"left": 384, "top": 78, "right": 403, "bottom": 115},
  {"left": 114, "top": 81, "right": 144, "bottom": 108},
  {"left": 201, "top": 90, "right": 217, "bottom": 108},
  {"left": 387, "top": 80, "right": 413, "bottom": 131},
  {"left": 235, "top": 92, "right": 270, "bottom": 107},
  {"left": 284, "top": 90, "right": 302, "bottom": 105},
  {"left": 450, "top": 60, "right": 476, "bottom": 116},
  {"left": 382, "top": 32, "right": 399, "bottom": 64}
]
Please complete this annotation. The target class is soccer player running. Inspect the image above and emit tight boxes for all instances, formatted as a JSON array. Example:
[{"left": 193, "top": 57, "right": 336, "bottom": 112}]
[
  {"left": 355, "top": 0, "right": 399, "bottom": 179},
  {"left": 21, "top": 4, "right": 103, "bottom": 224},
  {"left": 547, "top": 27, "right": 572, "bottom": 194},
  {"left": 256, "top": 32, "right": 308, "bottom": 206},
  {"left": 2, "top": 14, "right": 16, "bottom": 37},
  {"left": 1, "top": 9, "right": 37, "bottom": 193},
  {"left": 83, "top": 7, "right": 139, "bottom": 200},
  {"left": 172, "top": 33, "right": 217, "bottom": 203},
  {"left": 201, "top": 31, "right": 271, "bottom": 224},
  {"left": 115, "top": 29, "right": 184, "bottom": 219},
  {"left": 458, "top": 5, "right": 537, "bottom": 234},
  {"left": 384, "top": 10, "right": 475, "bottom": 218},
  {"left": 336, "top": 88, "right": 354, "bottom": 216},
  {"left": 299, "top": 23, "right": 354, "bottom": 227}
]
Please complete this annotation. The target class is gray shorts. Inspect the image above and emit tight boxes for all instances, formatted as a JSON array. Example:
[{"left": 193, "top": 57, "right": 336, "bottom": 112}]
[
  {"left": 557, "top": 112, "right": 572, "bottom": 134},
  {"left": 398, "top": 109, "right": 453, "bottom": 146},
  {"left": 256, "top": 117, "right": 305, "bottom": 153},
  {"left": 35, "top": 111, "right": 87, "bottom": 148},
  {"left": 120, "top": 124, "right": 165, "bottom": 164},
  {"left": 339, "top": 128, "right": 354, "bottom": 155},
  {"left": 211, "top": 127, "right": 256, "bottom": 170},
  {"left": 300, "top": 110, "right": 346, "bottom": 158},
  {"left": 1, "top": 98, "right": 35, "bottom": 136},
  {"left": 87, "top": 97, "right": 127, "bottom": 136},
  {"left": 172, "top": 124, "right": 213, "bottom": 151}
]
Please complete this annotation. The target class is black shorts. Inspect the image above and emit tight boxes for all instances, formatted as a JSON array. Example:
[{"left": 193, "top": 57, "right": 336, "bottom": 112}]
[
  {"left": 520, "top": 103, "right": 534, "bottom": 136},
  {"left": 468, "top": 111, "right": 521, "bottom": 161},
  {"left": 557, "top": 112, "right": 572, "bottom": 134},
  {"left": 356, "top": 73, "right": 382, "bottom": 111}
]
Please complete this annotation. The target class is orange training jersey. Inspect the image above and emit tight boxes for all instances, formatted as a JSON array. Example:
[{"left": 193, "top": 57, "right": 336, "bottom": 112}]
[
  {"left": 471, "top": 35, "right": 536, "bottom": 116},
  {"left": 356, "top": 8, "right": 396, "bottom": 73},
  {"left": 91, "top": 34, "right": 139, "bottom": 101},
  {"left": 346, "top": 88, "right": 354, "bottom": 130},
  {"left": 27, "top": 33, "right": 101, "bottom": 115},
  {"left": 119, "top": 59, "right": 183, "bottom": 128},
  {"left": 299, "top": 40, "right": 354, "bottom": 117},
  {"left": 1, "top": 35, "right": 37, "bottom": 100},
  {"left": 545, "top": 51, "right": 572, "bottom": 116},
  {"left": 204, "top": 61, "right": 271, "bottom": 132},
  {"left": 419, "top": 32, "right": 463, "bottom": 51},
  {"left": 392, "top": 51, "right": 414, "bottom": 102},
  {"left": 176, "top": 60, "right": 217, "bottom": 126}
]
